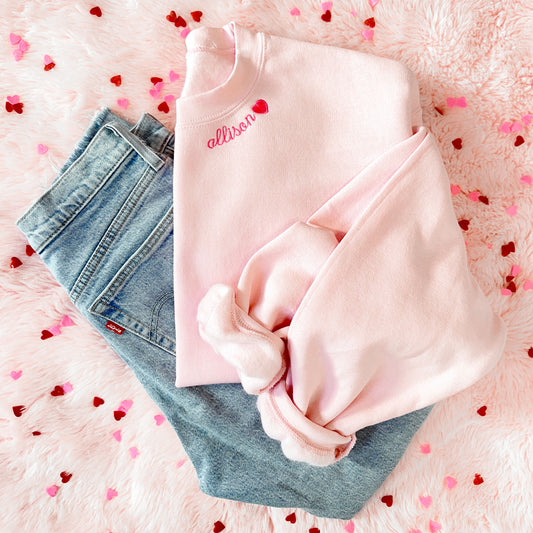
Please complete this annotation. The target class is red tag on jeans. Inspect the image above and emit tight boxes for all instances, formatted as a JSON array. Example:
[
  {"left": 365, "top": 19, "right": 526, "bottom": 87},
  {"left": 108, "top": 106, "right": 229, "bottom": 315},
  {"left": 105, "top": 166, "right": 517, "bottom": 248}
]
[{"left": 105, "top": 320, "right": 124, "bottom": 335}]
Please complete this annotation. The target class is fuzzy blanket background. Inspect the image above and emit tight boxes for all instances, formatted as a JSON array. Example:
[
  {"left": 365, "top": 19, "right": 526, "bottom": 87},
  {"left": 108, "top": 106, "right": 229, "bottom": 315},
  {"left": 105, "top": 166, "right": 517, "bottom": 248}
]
[{"left": 1, "top": 1, "right": 532, "bottom": 532}]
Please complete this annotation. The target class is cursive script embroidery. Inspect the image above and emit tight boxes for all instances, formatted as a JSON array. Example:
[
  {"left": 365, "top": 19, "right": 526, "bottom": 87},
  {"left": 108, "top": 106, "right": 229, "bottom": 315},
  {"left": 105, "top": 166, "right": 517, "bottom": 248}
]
[{"left": 207, "top": 113, "right": 256, "bottom": 149}]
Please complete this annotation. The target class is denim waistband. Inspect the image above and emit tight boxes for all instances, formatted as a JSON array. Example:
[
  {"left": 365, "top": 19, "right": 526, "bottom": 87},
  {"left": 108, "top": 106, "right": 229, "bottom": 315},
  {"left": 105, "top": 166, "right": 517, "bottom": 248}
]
[{"left": 16, "top": 108, "right": 174, "bottom": 254}]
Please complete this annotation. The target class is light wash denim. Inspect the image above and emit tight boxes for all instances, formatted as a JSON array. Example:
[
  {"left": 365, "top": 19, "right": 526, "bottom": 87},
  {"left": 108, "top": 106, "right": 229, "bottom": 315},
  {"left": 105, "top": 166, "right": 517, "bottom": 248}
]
[{"left": 16, "top": 108, "right": 432, "bottom": 519}]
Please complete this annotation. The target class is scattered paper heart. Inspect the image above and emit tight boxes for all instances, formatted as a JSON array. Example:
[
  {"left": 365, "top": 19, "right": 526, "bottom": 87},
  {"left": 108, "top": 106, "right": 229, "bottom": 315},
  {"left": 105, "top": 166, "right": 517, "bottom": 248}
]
[
  {"left": 468, "top": 191, "right": 480, "bottom": 202},
  {"left": 501, "top": 288, "right": 512, "bottom": 296},
  {"left": 37, "top": 143, "right": 48, "bottom": 154},
  {"left": 522, "top": 114, "right": 532, "bottom": 126},
  {"left": 62, "top": 382, "right": 73, "bottom": 393},
  {"left": 9, "top": 33, "right": 21, "bottom": 45},
  {"left": 501, "top": 241, "right": 515, "bottom": 257},
  {"left": 473, "top": 473, "right": 484, "bottom": 485},
  {"left": 321, "top": 2, "right": 333, "bottom": 11},
  {"left": 364, "top": 17, "right": 376, "bottom": 27},
  {"left": 176, "top": 459, "right": 186, "bottom": 468},
  {"left": 285, "top": 512, "right": 296, "bottom": 523},
  {"left": 429, "top": 520, "right": 442, "bottom": 533},
  {"left": 113, "top": 430, "right": 122, "bottom": 442},
  {"left": 321, "top": 10, "right": 332, "bottom": 22},
  {"left": 381, "top": 494, "right": 393, "bottom": 507},
  {"left": 60, "top": 471, "right": 72, "bottom": 483},
  {"left": 444, "top": 476, "right": 457, "bottom": 489},
  {"left": 93, "top": 396, "right": 104, "bottom": 407},
  {"left": 190, "top": 11, "right": 203, "bottom": 22},
  {"left": 60, "top": 315, "right": 74, "bottom": 327},
  {"left": 523, "top": 280, "right": 533, "bottom": 291},
  {"left": 213, "top": 521, "right": 225, "bottom": 533},
  {"left": 48, "top": 325, "right": 62, "bottom": 336},
  {"left": 46, "top": 485, "right": 58, "bottom": 497},
  {"left": 10, "top": 370, "right": 22, "bottom": 380},
  {"left": 506, "top": 205, "right": 518, "bottom": 216},
  {"left": 163, "top": 95, "right": 175, "bottom": 103},
  {"left": 344, "top": 521, "right": 355, "bottom": 533},
  {"left": 180, "top": 28, "right": 191, "bottom": 39},
  {"left": 514, "top": 135, "right": 525, "bottom": 146},
  {"left": 106, "top": 488, "right": 118, "bottom": 500},
  {"left": 169, "top": 70, "right": 179, "bottom": 82},
  {"left": 290, "top": 7, "right": 301, "bottom": 16},
  {"left": 10, "top": 257, "right": 22, "bottom": 268},
  {"left": 511, "top": 121, "right": 522, "bottom": 132},
  {"left": 113, "top": 410, "right": 126, "bottom": 421},
  {"left": 12, "top": 405, "right": 26, "bottom": 417},
  {"left": 18, "top": 39, "right": 29, "bottom": 52},
  {"left": 477, "top": 405, "right": 487, "bottom": 416},
  {"left": 369, "top": 0, "right": 379, "bottom": 7},
  {"left": 129, "top": 447, "right": 139, "bottom": 458},
  {"left": 419, "top": 495, "right": 432, "bottom": 508},
  {"left": 117, "top": 98, "right": 129, "bottom": 109},
  {"left": 158, "top": 101, "right": 170, "bottom": 113},
  {"left": 452, "top": 137, "right": 463, "bottom": 149},
  {"left": 51, "top": 385, "right": 64, "bottom": 396},
  {"left": 420, "top": 443, "right": 431, "bottom": 454},
  {"left": 450, "top": 184, "right": 461, "bottom": 195},
  {"left": 252, "top": 99, "right": 269, "bottom": 114},
  {"left": 520, "top": 175, "right": 532, "bottom": 184},
  {"left": 499, "top": 122, "right": 511, "bottom": 133},
  {"left": 119, "top": 399, "right": 133, "bottom": 412},
  {"left": 362, "top": 29, "right": 374, "bottom": 40},
  {"left": 12, "top": 49, "right": 23, "bottom": 61},
  {"left": 511, "top": 265, "right": 521, "bottom": 276},
  {"left": 26, "top": 245, "right": 35, "bottom": 256},
  {"left": 40, "top": 330, "right": 53, "bottom": 340},
  {"left": 110, "top": 75, "right": 122, "bottom": 86},
  {"left": 154, "top": 414, "right": 165, "bottom": 426},
  {"left": 90, "top": 6, "right": 102, "bottom": 17}
]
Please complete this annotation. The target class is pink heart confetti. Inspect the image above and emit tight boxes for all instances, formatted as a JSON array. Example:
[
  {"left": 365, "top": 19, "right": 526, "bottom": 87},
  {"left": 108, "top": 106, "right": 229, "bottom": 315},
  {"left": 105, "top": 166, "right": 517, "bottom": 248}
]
[
  {"left": 369, "top": 0, "right": 379, "bottom": 7},
  {"left": 506, "top": 205, "right": 518, "bottom": 216},
  {"left": 12, "top": 49, "right": 23, "bottom": 61},
  {"left": 149, "top": 88, "right": 160, "bottom": 99},
  {"left": 499, "top": 122, "right": 511, "bottom": 133},
  {"left": 169, "top": 70, "right": 180, "bottom": 82},
  {"left": 177, "top": 459, "right": 186, "bottom": 468},
  {"left": 420, "top": 443, "right": 431, "bottom": 454},
  {"left": 321, "top": 2, "right": 333, "bottom": 11},
  {"left": 511, "top": 121, "right": 522, "bottom": 132},
  {"left": 408, "top": 530, "right": 422, "bottom": 533},
  {"left": 154, "top": 414, "right": 165, "bottom": 426},
  {"left": 46, "top": 485, "right": 58, "bottom": 497},
  {"left": 18, "top": 39, "right": 29, "bottom": 51},
  {"left": 163, "top": 95, "right": 175, "bottom": 103},
  {"left": 523, "top": 280, "right": 533, "bottom": 291},
  {"left": 450, "top": 184, "right": 461, "bottom": 195},
  {"left": 344, "top": 522, "right": 355, "bottom": 533},
  {"left": 362, "top": 29, "right": 374, "bottom": 40},
  {"left": 117, "top": 98, "right": 129, "bottom": 109},
  {"left": 468, "top": 191, "right": 480, "bottom": 202},
  {"left": 180, "top": 28, "right": 190, "bottom": 39},
  {"left": 520, "top": 175, "right": 532, "bottom": 185},
  {"left": 37, "top": 144, "right": 48, "bottom": 154},
  {"left": 129, "top": 447, "right": 139, "bottom": 458},
  {"left": 419, "top": 495, "right": 432, "bottom": 508},
  {"left": 445, "top": 476, "right": 457, "bottom": 489},
  {"left": 522, "top": 114, "right": 532, "bottom": 126},
  {"left": 350, "top": 10, "right": 357, "bottom": 16},
  {"left": 62, "top": 382, "right": 73, "bottom": 393},
  {"left": 119, "top": 399, "right": 133, "bottom": 412},
  {"left": 447, "top": 96, "right": 467, "bottom": 108},
  {"left": 290, "top": 7, "right": 301, "bottom": 16},
  {"left": 60, "top": 315, "right": 74, "bottom": 327},
  {"left": 429, "top": 520, "right": 442, "bottom": 533},
  {"left": 112, "top": 430, "right": 122, "bottom": 442},
  {"left": 48, "top": 325, "right": 62, "bottom": 336},
  {"left": 7, "top": 95, "right": 19, "bottom": 105},
  {"left": 154, "top": 81, "right": 164, "bottom": 91},
  {"left": 511, "top": 265, "right": 521, "bottom": 276},
  {"left": 106, "top": 488, "right": 118, "bottom": 500},
  {"left": 43, "top": 54, "right": 54, "bottom": 65},
  {"left": 9, "top": 33, "right": 21, "bottom": 45},
  {"left": 10, "top": 370, "right": 22, "bottom": 380},
  {"left": 501, "top": 288, "right": 512, "bottom": 296}
]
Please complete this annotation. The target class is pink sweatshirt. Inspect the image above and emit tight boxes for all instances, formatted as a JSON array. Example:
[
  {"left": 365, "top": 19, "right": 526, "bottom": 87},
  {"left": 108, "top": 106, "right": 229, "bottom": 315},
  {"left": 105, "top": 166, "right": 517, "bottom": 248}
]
[{"left": 174, "top": 22, "right": 507, "bottom": 465}]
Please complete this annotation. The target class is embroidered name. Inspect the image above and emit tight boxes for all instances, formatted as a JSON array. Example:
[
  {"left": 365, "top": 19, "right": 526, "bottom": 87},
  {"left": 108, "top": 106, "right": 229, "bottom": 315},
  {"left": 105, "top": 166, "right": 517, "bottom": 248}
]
[{"left": 207, "top": 113, "right": 256, "bottom": 149}]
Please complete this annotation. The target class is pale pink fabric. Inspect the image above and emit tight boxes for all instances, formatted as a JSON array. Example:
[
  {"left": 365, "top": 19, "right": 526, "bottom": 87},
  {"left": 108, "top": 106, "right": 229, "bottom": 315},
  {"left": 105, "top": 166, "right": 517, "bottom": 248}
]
[{"left": 174, "top": 22, "right": 507, "bottom": 465}]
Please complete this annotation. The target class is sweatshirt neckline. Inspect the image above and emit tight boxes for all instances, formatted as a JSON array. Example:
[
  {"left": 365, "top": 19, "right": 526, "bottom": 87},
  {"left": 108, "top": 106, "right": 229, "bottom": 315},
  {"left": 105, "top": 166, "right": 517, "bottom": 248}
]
[{"left": 176, "top": 21, "right": 265, "bottom": 127}]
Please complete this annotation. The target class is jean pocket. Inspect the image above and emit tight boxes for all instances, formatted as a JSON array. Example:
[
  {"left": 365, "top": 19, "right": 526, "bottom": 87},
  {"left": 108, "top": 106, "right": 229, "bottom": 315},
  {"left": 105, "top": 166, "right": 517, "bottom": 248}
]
[{"left": 88, "top": 206, "right": 176, "bottom": 355}]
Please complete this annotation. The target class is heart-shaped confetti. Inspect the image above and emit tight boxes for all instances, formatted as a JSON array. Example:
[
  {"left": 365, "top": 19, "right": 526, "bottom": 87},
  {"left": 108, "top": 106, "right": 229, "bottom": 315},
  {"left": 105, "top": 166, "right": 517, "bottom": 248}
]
[
  {"left": 369, "top": 0, "right": 379, "bottom": 7},
  {"left": 528, "top": 347, "right": 533, "bottom": 357},
  {"left": 213, "top": 521, "right": 225, "bottom": 533},
  {"left": 129, "top": 447, "right": 139, "bottom": 458},
  {"left": 10, "top": 257, "right": 22, "bottom": 268},
  {"left": 41, "top": 330, "right": 53, "bottom": 340},
  {"left": 447, "top": 96, "right": 467, "bottom": 108},
  {"left": 419, "top": 495, "right": 432, "bottom": 508},
  {"left": 429, "top": 521, "right": 441, "bottom": 533},
  {"left": 290, "top": 7, "right": 301, "bottom": 16},
  {"left": 364, "top": 17, "right": 376, "bottom": 27},
  {"left": 37, "top": 143, "right": 48, "bottom": 154},
  {"left": 321, "top": 1, "right": 333, "bottom": 11},
  {"left": 149, "top": 88, "right": 161, "bottom": 99},
  {"left": 18, "top": 39, "right": 29, "bottom": 52},
  {"left": 450, "top": 184, "right": 461, "bottom": 195},
  {"left": 362, "top": 29, "right": 374, "bottom": 40},
  {"left": 166, "top": 11, "right": 177, "bottom": 22},
  {"left": 452, "top": 138, "right": 463, "bottom": 149},
  {"left": 106, "top": 488, "right": 117, "bottom": 500},
  {"left": 511, "top": 265, "right": 521, "bottom": 276},
  {"left": 6, "top": 99, "right": 24, "bottom": 113},
  {"left": 175, "top": 15, "right": 187, "bottom": 27},
  {"left": 117, "top": 98, "right": 129, "bottom": 109},
  {"left": 381, "top": 495, "right": 393, "bottom": 507},
  {"left": 12, "top": 405, "right": 26, "bottom": 417},
  {"left": 154, "top": 414, "right": 165, "bottom": 425},
  {"left": 60, "top": 471, "right": 72, "bottom": 483},
  {"left": 180, "top": 28, "right": 191, "bottom": 39},
  {"left": 190, "top": 10, "right": 203, "bottom": 22},
  {"left": 445, "top": 476, "right": 457, "bottom": 489},
  {"left": 113, "top": 410, "right": 126, "bottom": 421},
  {"left": 113, "top": 430, "right": 122, "bottom": 442},
  {"left": 408, "top": 530, "right": 422, "bottom": 533},
  {"left": 473, "top": 473, "right": 484, "bottom": 485},
  {"left": 321, "top": 10, "right": 332, "bottom": 22},
  {"left": 169, "top": 70, "right": 179, "bottom": 82},
  {"left": 523, "top": 280, "right": 533, "bottom": 291},
  {"left": 285, "top": 512, "right": 296, "bottom": 523},
  {"left": 506, "top": 275, "right": 514, "bottom": 283},
  {"left": 151, "top": 77, "right": 163, "bottom": 86},
  {"left": 26, "top": 245, "right": 35, "bottom": 256},
  {"left": 51, "top": 385, "right": 64, "bottom": 396},
  {"left": 60, "top": 315, "right": 74, "bottom": 327},
  {"left": 110, "top": 75, "right": 122, "bottom": 87},
  {"left": 499, "top": 122, "right": 511, "bottom": 133},
  {"left": 501, "top": 241, "right": 515, "bottom": 257},
  {"left": 252, "top": 99, "right": 269, "bottom": 114},
  {"left": 515, "top": 135, "right": 525, "bottom": 146},
  {"left": 506, "top": 205, "right": 518, "bottom": 216},
  {"left": 119, "top": 399, "right": 132, "bottom": 412},
  {"left": 177, "top": 459, "right": 186, "bottom": 468},
  {"left": 32, "top": 431, "right": 41, "bottom": 436},
  {"left": 507, "top": 281, "right": 517, "bottom": 293},
  {"left": 62, "top": 382, "right": 73, "bottom": 393},
  {"left": 46, "top": 485, "right": 58, "bottom": 497},
  {"left": 309, "top": 528, "right": 320, "bottom": 533},
  {"left": 163, "top": 95, "right": 175, "bottom": 103},
  {"left": 93, "top": 396, "right": 104, "bottom": 407},
  {"left": 521, "top": 175, "right": 532, "bottom": 184},
  {"left": 344, "top": 522, "right": 355, "bottom": 533},
  {"left": 479, "top": 195, "right": 489, "bottom": 204},
  {"left": 158, "top": 101, "right": 170, "bottom": 113},
  {"left": 10, "top": 370, "right": 22, "bottom": 380},
  {"left": 435, "top": 106, "right": 444, "bottom": 115},
  {"left": 90, "top": 6, "right": 102, "bottom": 17},
  {"left": 522, "top": 114, "right": 532, "bottom": 126},
  {"left": 420, "top": 443, "right": 431, "bottom": 454},
  {"left": 468, "top": 191, "right": 480, "bottom": 202},
  {"left": 458, "top": 219, "right": 469, "bottom": 230},
  {"left": 49, "top": 325, "right": 61, "bottom": 336},
  {"left": 501, "top": 288, "right": 512, "bottom": 296},
  {"left": 43, "top": 55, "right": 55, "bottom": 71},
  {"left": 511, "top": 121, "right": 522, "bottom": 132},
  {"left": 12, "top": 49, "right": 23, "bottom": 61},
  {"left": 9, "top": 33, "right": 21, "bottom": 45},
  {"left": 477, "top": 405, "right": 487, "bottom": 416}
]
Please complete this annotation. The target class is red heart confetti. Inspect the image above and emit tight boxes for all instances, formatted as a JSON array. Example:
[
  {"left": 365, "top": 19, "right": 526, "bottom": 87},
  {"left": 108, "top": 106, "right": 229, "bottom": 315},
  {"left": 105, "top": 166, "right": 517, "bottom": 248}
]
[
  {"left": 5, "top": 101, "right": 24, "bottom": 114},
  {"left": 41, "top": 330, "right": 53, "bottom": 340},
  {"left": 25, "top": 245, "right": 35, "bottom": 256},
  {"left": 364, "top": 17, "right": 376, "bottom": 27},
  {"left": 175, "top": 15, "right": 187, "bottom": 27},
  {"left": 514, "top": 135, "right": 525, "bottom": 147},
  {"left": 151, "top": 76, "right": 163, "bottom": 85},
  {"left": 32, "top": 431, "right": 41, "bottom": 436},
  {"left": 90, "top": 6, "right": 102, "bottom": 17},
  {"left": 507, "top": 281, "right": 517, "bottom": 293},
  {"left": 60, "top": 471, "right": 72, "bottom": 483},
  {"left": 501, "top": 241, "right": 515, "bottom": 257},
  {"left": 477, "top": 405, "right": 487, "bottom": 416},
  {"left": 285, "top": 512, "right": 296, "bottom": 523},
  {"left": 191, "top": 10, "right": 203, "bottom": 22},
  {"left": 166, "top": 10, "right": 177, "bottom": 22},
  {"left": 51, "top": 385, "right": 65, "bottom": 396},
  {"left": 13, "top": 405, "right": 26, "bottom": 417},
  {"left": 528, "top": 347, "right": 533, "bottom": 358},
  {"left": 252, "top": 99, "right": 269, "bottom": 114},
  {"left": 110, "top": 75, "right": 122, "bottom": 87},
  {"left": 381, "top": 494, "right": 393, "bottom": 507},
  {"left": 309, "top": 528, "right": 320, "bottom": 533},
  {"left": 505, "top": 275, "right": 514, "bottom": 283},
  {"left": 113, "top": 410, "right": 126, "bottom": 421},
  {"left": 44, "top": 62, "right": 55, "bottom": 71},
  {"left": 452, "top": 138, "right": 462, "bottom": 149},
  {"left": 93, "top": 396, "right": 105, "bottom": 407},
  {"left": 10, "top": 256, "right": 22, "bottom": 268},
  {"left": 321, "top": 9, "right": 332, "bottom": 22},
  {"left": 479, "top": 195, "right": 489, "bottom": 205},
  {"left": 473, "top": 473, "right": 484, "bottom": 485},
  {"left": 435, "top": 107, "right": 444, "bottom": 115},
  {"left": 458, "top": 219, "right": 469, "bottom": 231},
  {"left": 213, "top": 521, "right": 225, "bottom": 533},
  {"left": 158, "top": 101, "right": 170, "bottom": 113}
]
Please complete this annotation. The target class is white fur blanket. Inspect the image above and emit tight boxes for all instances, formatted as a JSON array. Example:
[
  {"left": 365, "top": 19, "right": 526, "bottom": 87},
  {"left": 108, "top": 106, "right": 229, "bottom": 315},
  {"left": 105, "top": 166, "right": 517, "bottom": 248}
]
[{"left": 1, "top": 1, "right": 532, "bottom": 531}]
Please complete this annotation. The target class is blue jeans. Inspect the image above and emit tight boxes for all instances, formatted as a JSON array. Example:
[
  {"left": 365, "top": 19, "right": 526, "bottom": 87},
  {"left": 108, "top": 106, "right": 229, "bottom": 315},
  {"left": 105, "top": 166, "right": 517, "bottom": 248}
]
[{"left": 16, "top": 108, "right": 431, "bottom": 519}]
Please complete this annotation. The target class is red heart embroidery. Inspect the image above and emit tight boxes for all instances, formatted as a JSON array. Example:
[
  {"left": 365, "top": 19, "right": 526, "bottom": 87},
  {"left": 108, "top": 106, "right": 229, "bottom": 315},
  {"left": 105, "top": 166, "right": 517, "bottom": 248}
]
[
  {"left": 110, "top": 75, "right": 122, "bottom": 87},
  {"left": 381, "top": 495, "right": 393, "bottom": 507},
  {"left": 473, "top": 473, "right": 484, "bottom": 485},
  {"left": 51, "top": 385, "right": 65, "bottom": 396},
  {"left": 44, "top": 62, "right": 55, "bottom": 71},
  {"left": 25, "top": 245, "right": 35, "bottom": 256},
  {"left": 10, "top": 257, "right": 22, "bottom": 268},
  {"left": 93, "top": 396, "right": 105, "bottom": 407},
  {"left": 166, "top": 10, "right": 177, "bottom": 22},
  {"left": 41, "top": 330, "right": 53, "bottom": 340},
  {"left": 13, "top": 405, "right": 26, "bottom": 417},
  {"left": 60, "top": 471, "right": 73, "bottom": 483},
  {"left": 478, "top": 195, "right": 489, "bottom": 205},
  {"left": 514, "top": 135, "right": 525, "bottom": 147},
  {"left": 191, "top": 10, "right": 203, "bottom": 22},
  {"left": 158, "top": 101, "right": 170, "bottom": 114},
  {"left": 32, "top": 431, "right": 41, "bottom": 436},
  {"left": 364, "top": 17, "right": 376, "bottom": 27},
  {"left": 501, "top": 241, "right": 515, "bottom": 257},
  {"left": 458, "top": 219, "right": 469, "bottom": 231},
  {"left": 477, "top": 405, "right": 487, "bottom": 416},
  {"left": 114, "top": 410, "right": 126, "bottom": 421},
  {"left": 321, "top": 9, "right": 332, "bottom": 22},
  {"left": 252, "top": 99, "right": 268, "bottom": 114},
  {"left": 89, "top": 6, "right": 102, "bottom": 17},
  {"left": 285, "top": 512, "right": 296, "bottom": 523},
  {"left": 175, "top": 15, "right": 187, "bottom": 27},
  {"left": 151, "top": 76, "right": 163, "bottom": 85},
  {"left": 213, "top": 521, "right": 225, "bottom": 533},
  {"left": 452, "top": 138, "right": 462, "bottom": 149}
]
